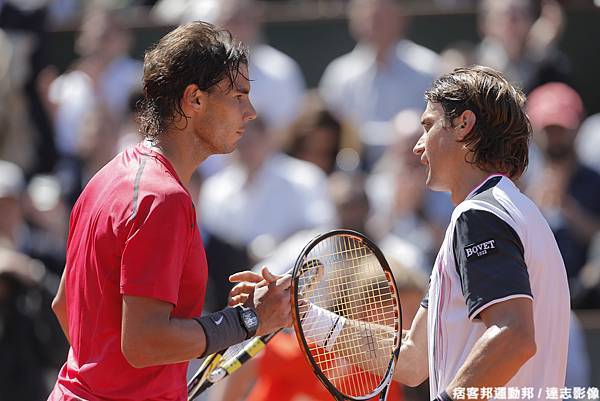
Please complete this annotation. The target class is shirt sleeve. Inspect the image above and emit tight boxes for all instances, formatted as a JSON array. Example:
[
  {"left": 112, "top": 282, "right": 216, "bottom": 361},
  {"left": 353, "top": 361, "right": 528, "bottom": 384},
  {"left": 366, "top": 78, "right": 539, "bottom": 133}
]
[
  {"left": 453, "top": 209, "right": 532, "bottom": 320},
  {"left": 120, "top": 193, "right": 193, "bottom": 306},
  {"left": 420, "top": 280, "right": 430, "bottom": 309},
  {"left": 420, "top": 293, "right": 429, "bottom": 309}
]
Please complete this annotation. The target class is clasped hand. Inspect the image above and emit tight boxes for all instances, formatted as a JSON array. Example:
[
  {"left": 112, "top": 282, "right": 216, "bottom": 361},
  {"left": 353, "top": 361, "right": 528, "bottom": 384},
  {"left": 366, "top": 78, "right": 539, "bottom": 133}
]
[{"left": 228, "top": 267, "right": 292, "bottom": 337}]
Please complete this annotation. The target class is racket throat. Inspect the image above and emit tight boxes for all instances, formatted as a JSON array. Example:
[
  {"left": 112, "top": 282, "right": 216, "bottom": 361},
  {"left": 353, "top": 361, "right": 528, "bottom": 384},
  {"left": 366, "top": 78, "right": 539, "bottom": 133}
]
[{"left": 207, "top": 367, "right": 227, "bottom": 383}]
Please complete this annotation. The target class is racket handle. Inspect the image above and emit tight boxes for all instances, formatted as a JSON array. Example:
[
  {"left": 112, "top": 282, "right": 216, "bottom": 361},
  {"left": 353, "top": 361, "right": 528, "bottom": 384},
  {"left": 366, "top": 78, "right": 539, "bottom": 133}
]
[{"left": 207, "top": 330, "right": 280, "bottom": 383}]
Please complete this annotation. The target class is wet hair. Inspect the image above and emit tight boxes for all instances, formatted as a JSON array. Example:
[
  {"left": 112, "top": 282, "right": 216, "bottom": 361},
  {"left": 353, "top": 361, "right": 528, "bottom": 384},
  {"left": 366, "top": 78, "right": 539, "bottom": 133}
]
[
  {"left": 425, "top": 65, "right": 531, "bottom": 179},
  {"left": 138, "top": 21, "right": 248, "bottom": 139}
]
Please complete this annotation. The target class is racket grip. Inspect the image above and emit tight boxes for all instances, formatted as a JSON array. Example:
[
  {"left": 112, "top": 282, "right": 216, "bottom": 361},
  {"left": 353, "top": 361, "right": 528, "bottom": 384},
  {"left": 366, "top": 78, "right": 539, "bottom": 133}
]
[{"left": 207, "top": 335, "right": 269, "bottom": 383}]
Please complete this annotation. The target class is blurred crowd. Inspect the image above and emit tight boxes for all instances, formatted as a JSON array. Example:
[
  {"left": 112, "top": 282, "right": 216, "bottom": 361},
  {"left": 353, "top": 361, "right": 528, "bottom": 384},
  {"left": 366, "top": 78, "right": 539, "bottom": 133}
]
[{"left": 0, "top": 0, "right": 599, "bottom": 400}]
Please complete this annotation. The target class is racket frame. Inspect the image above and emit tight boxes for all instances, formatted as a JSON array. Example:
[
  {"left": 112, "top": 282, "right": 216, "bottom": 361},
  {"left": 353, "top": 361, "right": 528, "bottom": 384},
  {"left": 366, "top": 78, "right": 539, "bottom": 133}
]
[{"left": 290, "top": 229, "right": 402, "bottom": 401}]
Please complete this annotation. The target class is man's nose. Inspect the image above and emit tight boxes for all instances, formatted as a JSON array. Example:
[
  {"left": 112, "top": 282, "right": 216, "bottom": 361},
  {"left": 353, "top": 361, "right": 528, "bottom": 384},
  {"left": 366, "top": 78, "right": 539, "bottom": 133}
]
[
  {"left": 413, "top": 134, "right": 425, "bottom": 156},
  {"left": 245, "top": 100, "right": 257, "bottom": 122}
]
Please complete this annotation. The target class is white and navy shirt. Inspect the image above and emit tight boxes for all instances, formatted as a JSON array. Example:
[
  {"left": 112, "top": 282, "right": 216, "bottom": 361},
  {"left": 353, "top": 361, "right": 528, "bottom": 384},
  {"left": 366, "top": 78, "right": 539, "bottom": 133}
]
[{"left": 423, "top": 175, "right": 570, "bottom": 399}]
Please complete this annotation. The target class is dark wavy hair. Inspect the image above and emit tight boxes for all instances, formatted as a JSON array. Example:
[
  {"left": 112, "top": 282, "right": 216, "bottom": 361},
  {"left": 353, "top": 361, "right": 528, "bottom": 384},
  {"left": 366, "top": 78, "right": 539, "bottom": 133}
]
[
  {"left": 138, "top": 21, "right": 248, "bottom": 139},
  {"left": 425, "top": 65, "right": 531, "bottom": 179}
]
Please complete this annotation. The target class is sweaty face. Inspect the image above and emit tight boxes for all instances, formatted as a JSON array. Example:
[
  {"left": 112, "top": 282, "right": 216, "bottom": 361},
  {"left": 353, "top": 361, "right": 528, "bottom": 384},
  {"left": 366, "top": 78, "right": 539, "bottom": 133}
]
[
  {"left": 196, "top": 64, "right": 256, "bottom": 155},
  {"left": 413, "top": 102, "right": 463, "bottom": 192}
]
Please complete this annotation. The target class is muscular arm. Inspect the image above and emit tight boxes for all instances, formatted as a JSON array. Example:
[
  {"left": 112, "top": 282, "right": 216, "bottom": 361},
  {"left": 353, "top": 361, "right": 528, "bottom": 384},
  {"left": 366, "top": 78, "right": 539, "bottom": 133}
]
[
  {"left": 445, "top": 297, "right": 536, "bottom": 399},
  {"left": 51, "top": 269, "right": 70, "bottom": 345},
  {"left": 121, "top": 295, "right": 206, "bottom": 368},
  {"left": 393, "top": 306, "right": 429, "bottom": 387},
  {"left": 303, "top": 306, "right": 428, "bottom": 387},
  {"left": 122, "top": 268, "right": 291, "bottom": 369}
]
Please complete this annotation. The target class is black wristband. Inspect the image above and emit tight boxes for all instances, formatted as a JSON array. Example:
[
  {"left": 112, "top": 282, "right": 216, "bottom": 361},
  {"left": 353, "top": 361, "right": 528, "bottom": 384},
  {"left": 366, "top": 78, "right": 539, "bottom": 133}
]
[
  {"left": 435, "top": 390, "right": 453, "bottom": 401},
  {"left": 193, "top": 307, "right": 247, "bottom": 358}
]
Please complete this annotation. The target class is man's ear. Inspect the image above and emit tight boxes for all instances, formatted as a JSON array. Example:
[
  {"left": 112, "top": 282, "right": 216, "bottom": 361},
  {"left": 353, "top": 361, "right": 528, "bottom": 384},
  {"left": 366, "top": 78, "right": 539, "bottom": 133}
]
[
  {"left": 453, "top": 110, "right": 476, "bottom": 140},
  {"left": 182, "top": 84, "right": 205, "bottom": 112}
]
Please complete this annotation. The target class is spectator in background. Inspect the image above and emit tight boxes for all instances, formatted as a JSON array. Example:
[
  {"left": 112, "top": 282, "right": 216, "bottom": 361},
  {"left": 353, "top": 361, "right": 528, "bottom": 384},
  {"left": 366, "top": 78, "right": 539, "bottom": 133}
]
[
  {"left": 367, "top": 109, "right": 453, "bottom": 268},
  {"left": 117, "top": 90, "right": 145, "bottom": 152},
  {"left": 576, "top": 112, "right": 600, "bottom": 174},
  {"left": 438, "top": 41, "right": 476, "bottom": 75},
  {"left": 47, "top": 6, "right": 142, "bottom": 203},
  {"left": 21, "top": 174, "right": 69, "bottom": 276},
  {"left": 244, "top": 172, "right": 375, "bottom": 280},
  {"left": 319, "top": 0, "right": 439, "bottom": 169},
  {"left": 525, "top": 83, "right": 600, "bottom": 303},
  {"left": 476, "top": 0, "right": 571, "bottom": 93},
  {"left": 284, "top": 91, "right": 359, "bottom": 176},
  {"left": 250, "top": 171, "right": 426, "bottom": 289},
  {"left": 0, "top": 0, "right": 57, "bottom": 175},
  {"left": 574, "top": 233, "right": 600, "bottom": 309},
  {"left": 199, "top": 117, "right": 335, "bottom": 310},
  {"left": 328, "top": 172, "right": 371, "bottom": 235},
  {"left": 0, "top": 160, "right": 26, "bottom": 249},
  {"left": 0, "top": 159, "right": 67, "bottom": 400},
  {"left": 565, "top": 311, "right": 591, "bottom": 391},
  {"left": 0, "top": 26, "right": 42, "bottom": 174}
]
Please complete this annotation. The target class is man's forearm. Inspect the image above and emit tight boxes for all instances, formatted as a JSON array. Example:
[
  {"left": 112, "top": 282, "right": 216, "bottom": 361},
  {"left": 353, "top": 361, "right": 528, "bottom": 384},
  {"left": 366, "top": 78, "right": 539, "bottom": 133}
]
[
  {"left": 324, "top": 307, "right": 428, "bottom": 386},
  {"left": 122, "top": 314, "right": 207, "bottom": 368},
  {"left": 393, "top": 308, "right": 429, "bottom": 387},
  {"left": 121, "top": 295, "right": 211, "bottom": 368}
]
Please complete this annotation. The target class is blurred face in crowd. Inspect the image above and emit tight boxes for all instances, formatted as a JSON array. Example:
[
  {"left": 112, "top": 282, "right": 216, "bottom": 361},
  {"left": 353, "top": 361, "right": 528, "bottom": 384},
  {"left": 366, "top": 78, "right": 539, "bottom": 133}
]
[
  {"left": 414, "top": 101, "right": 465, "bottom": 192},
  {"left": 215, "top": 0, "right": 261, "bottom": 46},
  {"left": 0, "top": 196, "right": 22, "bottom": 242},
  {"left": 480, "top": 0, "right": 533, "bottom": 58},
  {"left": 76, "top": 12, "right": 132, "bottom": 61},
  {"left": 536, "top": 124, "right": 578, "bottom": 162},
  {"left": 349, "top": 0, "right": 405, "bottom": 49},
  {"left": 391, "top": 109, "right": 425, "bottom": 171},
  {"left": 193, "top": 64, "right": 257, "bottom": 156},
  {"left": 294, "top": 127, "right": 339, "bottom": 175},
  {"left": 329, "top": 174, "right": 370, "bottom": 233}
]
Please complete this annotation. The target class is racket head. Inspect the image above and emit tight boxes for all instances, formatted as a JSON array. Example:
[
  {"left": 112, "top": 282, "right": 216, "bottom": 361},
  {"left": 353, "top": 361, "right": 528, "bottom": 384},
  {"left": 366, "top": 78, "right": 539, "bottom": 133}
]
[{"left": 291, "top": 229, "right": 402, "bottom": 401}]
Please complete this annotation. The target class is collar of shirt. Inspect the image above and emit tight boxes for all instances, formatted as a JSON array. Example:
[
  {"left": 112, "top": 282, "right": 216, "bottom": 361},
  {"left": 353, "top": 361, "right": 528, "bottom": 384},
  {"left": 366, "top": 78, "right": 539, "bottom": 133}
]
[{"left": 465, "top": 174, "right": 508, "bottom": 200}]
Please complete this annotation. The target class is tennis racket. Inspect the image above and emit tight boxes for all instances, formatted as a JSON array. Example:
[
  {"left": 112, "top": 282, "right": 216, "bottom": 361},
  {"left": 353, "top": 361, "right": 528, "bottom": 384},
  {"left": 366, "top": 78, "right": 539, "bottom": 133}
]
[
  {"left": 291, "top": 229, "right": 402, "bottom": 401},
  {"left": 187, "top": 330, "right": 278, "bottom": 399},
  {"left": 187, "top": 254, "right": 324, "bottom": 400}
]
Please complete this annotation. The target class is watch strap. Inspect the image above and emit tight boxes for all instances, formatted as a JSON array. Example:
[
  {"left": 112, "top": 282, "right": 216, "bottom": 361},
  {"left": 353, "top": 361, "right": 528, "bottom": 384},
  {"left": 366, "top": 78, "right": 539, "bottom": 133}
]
[{"left": 236, "top": 305, "right": 259, "bottom": 339}]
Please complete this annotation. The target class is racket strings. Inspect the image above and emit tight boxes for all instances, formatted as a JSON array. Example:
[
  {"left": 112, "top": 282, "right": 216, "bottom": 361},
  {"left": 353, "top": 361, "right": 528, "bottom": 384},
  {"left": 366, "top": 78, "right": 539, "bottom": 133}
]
[{"left": 297, "top": 235, "right": 400, "bottom": 398}]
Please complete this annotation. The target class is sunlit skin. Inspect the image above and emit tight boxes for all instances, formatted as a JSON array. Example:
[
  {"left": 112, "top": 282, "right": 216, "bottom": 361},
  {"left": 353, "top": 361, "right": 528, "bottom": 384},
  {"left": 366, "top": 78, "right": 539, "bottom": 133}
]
[
  {"left": 400, "top": 100, "right": 537, "bottom": 399},
  {"left": 190, "top": 64, "right": 257, "bottom": 158},
  {"left": 151, "top": 63, "right": 256, "bottom": 187},
  {"left": 413, "top": 101, "right": 488, "bottom": 206}
]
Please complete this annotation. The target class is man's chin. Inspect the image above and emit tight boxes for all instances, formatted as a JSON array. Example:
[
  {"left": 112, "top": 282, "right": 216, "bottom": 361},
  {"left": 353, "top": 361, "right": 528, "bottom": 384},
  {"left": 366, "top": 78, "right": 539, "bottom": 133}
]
[{"left": 425, "top": 174, "right": 446, "bottom": 193}]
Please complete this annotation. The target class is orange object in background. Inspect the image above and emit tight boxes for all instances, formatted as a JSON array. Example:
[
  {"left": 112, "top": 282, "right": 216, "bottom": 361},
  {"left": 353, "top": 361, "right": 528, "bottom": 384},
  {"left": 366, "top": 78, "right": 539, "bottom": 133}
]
[{"left": 246, "top": 331, "right": 403, "bottom": 401}]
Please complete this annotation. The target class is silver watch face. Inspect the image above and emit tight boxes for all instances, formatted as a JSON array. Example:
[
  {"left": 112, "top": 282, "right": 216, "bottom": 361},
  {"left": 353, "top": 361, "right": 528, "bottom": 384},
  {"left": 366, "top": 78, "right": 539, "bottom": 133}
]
[{"left": 242, "top": 309, "right": 258, "bottom": 330}]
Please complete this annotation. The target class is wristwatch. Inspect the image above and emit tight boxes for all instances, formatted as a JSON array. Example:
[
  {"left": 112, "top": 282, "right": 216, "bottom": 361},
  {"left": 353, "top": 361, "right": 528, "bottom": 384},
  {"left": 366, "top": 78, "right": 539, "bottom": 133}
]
[{"left": 236, "top": 306, "right": 259, "bottom": 339}]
